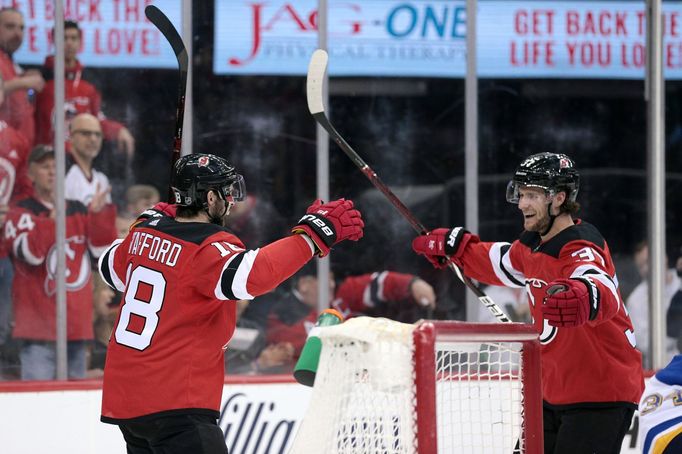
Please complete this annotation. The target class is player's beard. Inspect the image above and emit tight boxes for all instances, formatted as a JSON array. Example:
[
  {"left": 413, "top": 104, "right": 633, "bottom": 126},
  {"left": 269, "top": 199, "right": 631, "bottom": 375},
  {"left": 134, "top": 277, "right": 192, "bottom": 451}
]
[
  {"left": 523, "top": 207, "right": 551, "bottom": 233},
  {"left": 208, "top": 202, "right": 230, "bottom": 226},
  {"left": 211, "top": 200, "right": 237, "bottom": 226}
]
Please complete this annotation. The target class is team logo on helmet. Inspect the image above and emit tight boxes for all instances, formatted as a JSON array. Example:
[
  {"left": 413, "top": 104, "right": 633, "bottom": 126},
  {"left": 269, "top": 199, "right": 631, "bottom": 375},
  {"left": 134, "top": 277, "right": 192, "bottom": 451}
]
[
  {"left": 198, "top": 156, "right": 210, "bottom": 167},
  {"left": 559, "top": 158, "right": 570, "bottom": 169}
]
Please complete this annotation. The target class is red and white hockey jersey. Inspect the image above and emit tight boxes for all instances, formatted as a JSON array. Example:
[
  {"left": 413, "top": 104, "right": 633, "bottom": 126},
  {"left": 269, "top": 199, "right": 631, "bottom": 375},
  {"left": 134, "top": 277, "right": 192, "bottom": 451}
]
[
  {"left": 5, "top": 197, "right": 116, "bottom": 340},
  {"left": 64, "top": 154, "right": 112, "bottom": 206},
  {"left": 459, "top": 220, "right": 644, "bottom": 407},
  {"left": 0, "top": 50, "right": 35, "bottom": 145},
  {"left": 0, "top": 120, "right": 31, "bottom": 208},
  {"left": 262, "top": 271, "right": 417, "bottom": 363},
  {"left": 333, "top": 271, "right": 416, "bottom": 319},
  {"left": 98, "top": 213, "right": 313, "bottom": 423},
  {"left": 35, "top": 56, "right": 124, "bottom": 147}
]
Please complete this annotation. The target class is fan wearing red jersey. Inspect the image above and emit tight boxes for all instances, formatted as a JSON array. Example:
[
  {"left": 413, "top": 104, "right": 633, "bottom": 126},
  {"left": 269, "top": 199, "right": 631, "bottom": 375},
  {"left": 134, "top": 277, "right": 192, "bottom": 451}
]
[
  {"left": 0, "top": 8, "right": 45, "bottom": 145},
  {"left": 35, "top": 21, "right": 135, "bottom": 155},
  {"left": 98, "top": 153, "right": 363, "bottom": 454},
  {"left": 237, "top": 263, "right": 435, "bottom": 374},
  {"left": 412, "top": 153, "right": 643, "bottom": 454},
  {"left": 4, "top": 146, "right": 115, "bottom": 380}
]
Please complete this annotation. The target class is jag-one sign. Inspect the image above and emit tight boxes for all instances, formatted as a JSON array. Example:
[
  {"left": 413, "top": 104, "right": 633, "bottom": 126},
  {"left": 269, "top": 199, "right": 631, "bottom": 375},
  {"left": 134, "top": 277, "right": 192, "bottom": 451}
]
[{"left": 213, "top": 0, "right": 682, "bottom": 79}]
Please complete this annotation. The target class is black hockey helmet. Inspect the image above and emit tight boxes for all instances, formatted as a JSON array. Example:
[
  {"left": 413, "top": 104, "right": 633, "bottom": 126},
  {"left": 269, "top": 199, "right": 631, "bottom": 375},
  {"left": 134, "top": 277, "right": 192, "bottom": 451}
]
[
  {"left": 506, "top": 152, "right": 580, "bottom": 203},
  {"left": 171, "top": 153, "right": 246, "bottom": 208}
]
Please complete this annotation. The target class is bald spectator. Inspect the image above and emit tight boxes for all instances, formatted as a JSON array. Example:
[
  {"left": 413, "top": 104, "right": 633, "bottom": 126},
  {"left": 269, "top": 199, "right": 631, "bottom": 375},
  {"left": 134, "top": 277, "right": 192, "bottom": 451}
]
[
  {"left": 35, "top": 20, "right": 134, "bottom": 155},
  {"left": 65, "top": 113, "right": 112, "bottom": 206},
  {"left": 0, "top": 8, "right": 44, "bottom": 145}
]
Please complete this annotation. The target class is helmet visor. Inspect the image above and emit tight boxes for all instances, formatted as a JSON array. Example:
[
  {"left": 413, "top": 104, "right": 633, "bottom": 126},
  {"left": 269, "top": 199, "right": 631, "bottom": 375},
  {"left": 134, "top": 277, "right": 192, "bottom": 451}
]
[
  {"left": 506, "top": 180, "right": 553, "bottom": 204},
  {"left": 219, "top": 174, "right": 246, "bottom": 202}
]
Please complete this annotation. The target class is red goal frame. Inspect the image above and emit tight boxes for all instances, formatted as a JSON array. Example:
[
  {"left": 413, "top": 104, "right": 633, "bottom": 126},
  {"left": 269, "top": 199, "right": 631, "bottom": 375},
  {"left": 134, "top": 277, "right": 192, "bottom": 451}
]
[{"left": 413, "top": 321, "right": 543, "bottom": 454}]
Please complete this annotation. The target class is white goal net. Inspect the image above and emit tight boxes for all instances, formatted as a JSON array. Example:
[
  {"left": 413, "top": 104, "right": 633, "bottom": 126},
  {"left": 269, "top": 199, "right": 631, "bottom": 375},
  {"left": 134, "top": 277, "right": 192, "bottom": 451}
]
[{"left": 288, "top": 318, "right": 542, "bottom": 454}]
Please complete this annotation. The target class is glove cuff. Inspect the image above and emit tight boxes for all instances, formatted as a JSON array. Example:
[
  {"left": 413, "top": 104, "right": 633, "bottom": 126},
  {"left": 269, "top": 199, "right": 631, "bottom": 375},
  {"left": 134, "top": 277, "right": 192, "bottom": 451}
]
[
  {"left": 443, "top": 227, "right": 471, "bottom": 256},
  {"left": 572, "top": 277, "right": 600, "bottom": 320},
  {"left": 295, "top": 213, "right": 337, "bottom": 245},
  {"left": 291, "top": 224, "right": 332, "bottom": 257}
]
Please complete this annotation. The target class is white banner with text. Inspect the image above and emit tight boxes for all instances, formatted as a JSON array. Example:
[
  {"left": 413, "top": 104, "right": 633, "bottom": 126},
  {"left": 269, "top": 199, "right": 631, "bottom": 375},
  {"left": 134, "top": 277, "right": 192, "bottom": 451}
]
[
  {"left": 213, "top": 0, "right": 682, "bottom": 79},
  {"left": 0, "top": 379, "right": 643, "bottom": 453}
]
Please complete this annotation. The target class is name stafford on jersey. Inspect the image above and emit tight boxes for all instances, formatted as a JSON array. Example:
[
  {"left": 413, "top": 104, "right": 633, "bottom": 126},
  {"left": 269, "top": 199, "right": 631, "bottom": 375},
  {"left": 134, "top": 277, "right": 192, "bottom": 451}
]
[{"left": 127, "top": 231, "right": 182, "bottom": 267}]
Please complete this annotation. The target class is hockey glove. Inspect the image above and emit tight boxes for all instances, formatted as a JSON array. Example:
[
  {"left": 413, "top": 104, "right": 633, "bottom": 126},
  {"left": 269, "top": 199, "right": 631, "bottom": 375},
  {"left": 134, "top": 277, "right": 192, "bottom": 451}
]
[
  {"left": 292, "top": 198, "right": 364, "bottom": 257},
  {"left": 543, "top": 278, "right": 598, "bottom": 327},
  {"left": 411, "top": 227, "right": 475, "bottom": 269}
]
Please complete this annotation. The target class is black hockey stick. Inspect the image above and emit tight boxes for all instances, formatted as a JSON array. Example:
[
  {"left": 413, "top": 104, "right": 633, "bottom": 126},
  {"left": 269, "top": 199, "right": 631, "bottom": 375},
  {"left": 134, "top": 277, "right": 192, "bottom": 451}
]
[
  {"left": 306, "top": 49, "right": 511, "bottom": 323},
  {"left": 145, "top": 5, "right": 189, "bottom": 202}
]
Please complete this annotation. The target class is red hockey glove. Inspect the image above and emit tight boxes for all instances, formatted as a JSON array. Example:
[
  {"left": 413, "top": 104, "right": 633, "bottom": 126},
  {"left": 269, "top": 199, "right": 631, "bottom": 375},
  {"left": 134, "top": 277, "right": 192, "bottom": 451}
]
[
  {"left": 411, "top": 227, "right": 474, "bottom": 269},
  {"left": 543, "top": 278, "right": 598, "bottom": 327},
  {"left": 292, "top": 198, "right": 364, "bottom": 257},
  {"left": 151, "top": 202, "right": 177, "bottom": 218}
]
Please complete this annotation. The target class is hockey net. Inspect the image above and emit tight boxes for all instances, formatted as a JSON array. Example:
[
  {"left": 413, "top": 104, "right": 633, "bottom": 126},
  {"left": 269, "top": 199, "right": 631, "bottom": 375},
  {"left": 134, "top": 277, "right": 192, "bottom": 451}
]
[{"left": 288, "top": 318, "right": 542, "bottom": 454}]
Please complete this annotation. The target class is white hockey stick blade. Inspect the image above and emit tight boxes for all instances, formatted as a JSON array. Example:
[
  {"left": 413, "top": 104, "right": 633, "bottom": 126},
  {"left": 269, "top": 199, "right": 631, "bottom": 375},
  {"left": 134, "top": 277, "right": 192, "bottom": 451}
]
[{"left": 307, "top": 49, "right": 328, "bottom": 115}]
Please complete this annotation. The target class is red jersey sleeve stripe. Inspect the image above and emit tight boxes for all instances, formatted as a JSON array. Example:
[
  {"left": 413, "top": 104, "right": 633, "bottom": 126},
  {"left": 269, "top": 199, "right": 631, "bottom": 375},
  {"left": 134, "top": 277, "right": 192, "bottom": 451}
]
[
  {"left": 490, "top": 242, "right": 525, "bottom": 288},
  {"left": 98, "top": 239, "right": 125, "bottom": 292},
  {"left": 216, "top": 251, "right": 252, "bottom": 300},
  {"left": 14, "top": 232, "right": 43, "bottom": 265}
]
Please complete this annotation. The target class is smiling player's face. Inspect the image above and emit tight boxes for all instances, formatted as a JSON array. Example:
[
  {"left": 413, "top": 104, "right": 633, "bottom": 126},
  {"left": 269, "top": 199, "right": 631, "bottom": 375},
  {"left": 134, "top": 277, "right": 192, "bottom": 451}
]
[{"left": 517, "top": 187, "right": 551, "bottom": 233}]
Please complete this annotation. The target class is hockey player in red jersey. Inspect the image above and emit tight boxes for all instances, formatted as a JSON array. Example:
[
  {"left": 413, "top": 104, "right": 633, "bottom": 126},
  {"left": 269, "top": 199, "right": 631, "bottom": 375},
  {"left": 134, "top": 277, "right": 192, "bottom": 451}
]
[
  {"left": 98, "top": 153, "right": 363, "bottom": 453},
  {"left": 412, "top": 152, "right": 643, "bottom": 454}
]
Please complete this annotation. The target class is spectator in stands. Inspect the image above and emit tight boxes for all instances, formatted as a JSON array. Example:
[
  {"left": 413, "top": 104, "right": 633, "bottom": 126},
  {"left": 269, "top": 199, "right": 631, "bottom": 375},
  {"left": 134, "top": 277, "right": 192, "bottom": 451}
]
[
  {"left": 0, "top": 8, "right": 44, "bottom": 145},
  {"left": 88, "top": 265, "right": 117, "bottom": 378},
  {"left": 65, "top": 113, "right": 114, "bottom": 206},
  {"left": 123, "top": 184, "right": 161, "bottom": 217},
  {"left": 0, "top": 76, "right": 31, "bottom": 204},
  {"left": 224, "top": 299, "right": 270, "bottom": 375},
  {"left": 115, "top": 184, "right": 160, "bottom": 238},
  {"left": 0, "top": 75, "right": 32, "bottom": 379},
  {"left": 626, "top": 241, "right": 680, "bottom": 367},
  {"left": 4, "top": 145, "right": 116, "bottom": 379},
  {"left": 237, "top": 263, "right": 436, "bottom": 374},
  {"left": 35, "top": 20, "right": 134, "bottom": 155}
]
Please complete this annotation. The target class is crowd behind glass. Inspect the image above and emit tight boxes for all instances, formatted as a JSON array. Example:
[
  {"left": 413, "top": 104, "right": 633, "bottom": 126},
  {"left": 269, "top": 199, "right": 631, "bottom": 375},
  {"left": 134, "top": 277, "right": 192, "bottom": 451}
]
[{"left": 0, "top": 3, "right": 681, "bottom": 381}]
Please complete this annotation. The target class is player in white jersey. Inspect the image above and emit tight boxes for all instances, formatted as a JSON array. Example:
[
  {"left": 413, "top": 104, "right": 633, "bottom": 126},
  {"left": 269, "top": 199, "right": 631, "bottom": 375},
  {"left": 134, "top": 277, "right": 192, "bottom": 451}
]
[{"left": 638, "top": 355, "right": 682, "bottom": 454}]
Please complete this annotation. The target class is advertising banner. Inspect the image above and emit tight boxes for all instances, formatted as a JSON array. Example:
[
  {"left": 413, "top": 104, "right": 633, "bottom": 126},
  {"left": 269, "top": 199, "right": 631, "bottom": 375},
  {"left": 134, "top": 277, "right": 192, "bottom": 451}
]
[
  {"left": 0, "top": 378, "right": 643, "bottom": 453},
  {"left": 213, "top": 0, "right": 682, "bottom": 79},
  {"left": 7, "top": 0, "right": 182, "bottom": 68}
]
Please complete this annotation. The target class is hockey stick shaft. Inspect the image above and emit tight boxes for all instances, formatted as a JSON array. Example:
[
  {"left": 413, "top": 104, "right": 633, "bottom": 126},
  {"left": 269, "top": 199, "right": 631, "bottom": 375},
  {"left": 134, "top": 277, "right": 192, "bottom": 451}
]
[
  {"left": 145, "top": 5, "right": 189, "bottom": 202},
  {"left": 306, "top": 49, "right": 511, "bottom": 323}
]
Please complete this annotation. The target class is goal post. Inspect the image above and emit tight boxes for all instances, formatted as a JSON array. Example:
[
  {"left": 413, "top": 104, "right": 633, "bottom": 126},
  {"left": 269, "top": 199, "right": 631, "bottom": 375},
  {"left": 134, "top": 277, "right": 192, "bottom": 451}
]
[
  {"left": 423, "top": 321, "right": 543, "bottom": 454},
  {"left": 289, "top": 318, "right": 543, "bottom": 454}
]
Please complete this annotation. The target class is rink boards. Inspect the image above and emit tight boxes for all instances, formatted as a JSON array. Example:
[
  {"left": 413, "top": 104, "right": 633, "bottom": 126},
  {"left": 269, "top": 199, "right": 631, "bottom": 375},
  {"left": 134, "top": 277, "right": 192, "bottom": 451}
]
[{"left": 0, "top": 377, "right": 641, "bottom": 453}]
